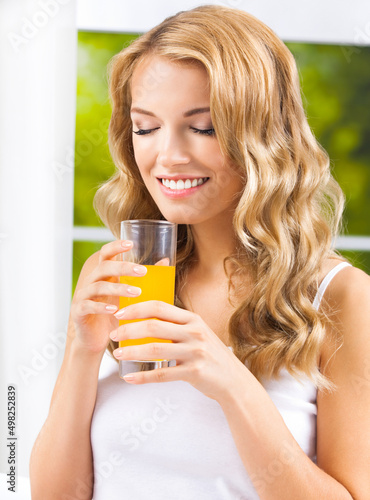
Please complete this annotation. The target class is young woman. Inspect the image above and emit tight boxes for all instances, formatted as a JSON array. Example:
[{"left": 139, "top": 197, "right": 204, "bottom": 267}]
[{"left": 30, "top": 5, "right": 370, "bottom": 499}]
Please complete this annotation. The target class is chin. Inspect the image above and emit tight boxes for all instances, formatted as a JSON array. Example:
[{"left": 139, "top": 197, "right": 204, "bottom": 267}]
[{"left": 164, "top": 212, "right": 209, "bottom": 226}]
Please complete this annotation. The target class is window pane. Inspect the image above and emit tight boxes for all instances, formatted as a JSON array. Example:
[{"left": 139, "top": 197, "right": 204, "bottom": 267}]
[
  {"left": 74, "top": 34, "right": 370, "bottom": 284},
  {"left": 74, "top": 32, "right": 139, "bottom": 227}
]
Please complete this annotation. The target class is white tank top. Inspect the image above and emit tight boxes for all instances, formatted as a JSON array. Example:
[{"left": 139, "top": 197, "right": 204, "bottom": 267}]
[{"left": 91, "top": 262, "right": 351, "bottom": 499}]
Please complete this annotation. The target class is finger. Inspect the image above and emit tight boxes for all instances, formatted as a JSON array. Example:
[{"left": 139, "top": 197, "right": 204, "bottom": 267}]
[
  {"left": 121, "top": 364, "right": 190, "bottom": 385},
  {"left": 155, "top": 258, "right": 170, "bottom": 266},
  {"left": 113, "top": 341, "right": 191, "bottom": 362},
  {"left": 76, "top": 280, "right": 142, "bottom": 302},
  {"left": 110, "top": 319, "right": 188, "bottom": 343},
  {"left": 72, "top": 299, "right": 120, "bottom": 318},
  {"left": 114, "top": 300, "right": 194, "bottom": 325},
  {"left": 88, "top": 259, "right": 147, "bottom": 284},
  {"left": 98, "top": 239, "right": 133, "bottom": 263}
]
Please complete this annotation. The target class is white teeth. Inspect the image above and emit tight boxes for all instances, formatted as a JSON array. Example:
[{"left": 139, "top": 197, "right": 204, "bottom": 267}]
[{"left": 161, "top": 177, "right": 208, "bottom": 190}]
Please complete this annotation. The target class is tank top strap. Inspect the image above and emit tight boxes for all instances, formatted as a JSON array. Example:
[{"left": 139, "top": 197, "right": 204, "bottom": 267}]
[{"left": 312, "top": 261, "right": 352, "bottom": 310}]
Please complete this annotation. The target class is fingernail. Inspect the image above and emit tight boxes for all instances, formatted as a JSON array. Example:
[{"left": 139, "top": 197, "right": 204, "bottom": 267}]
[
  {"left": 114, "top": 309, "right": 125, "bottom": 319},
  {"left": 110, "top": 331, "right": 117, "bottom": 340},
  {"left": 106, "top": 305, "right": 118, "bottom": 312},
  {"left": 127, "top": 287, "right": 141, "bottom": 296},
  {"left": 123, "top": 374, "right": 135, "bottom": 382},
  {"left": 122, "top": 240, "right": 132, "bottom": 249},
  {"left": 133, "top": 265, "right": 147, "bottom": 275},
  {"left": 114, "top": 348, "right": 123, "bottom": 358}
]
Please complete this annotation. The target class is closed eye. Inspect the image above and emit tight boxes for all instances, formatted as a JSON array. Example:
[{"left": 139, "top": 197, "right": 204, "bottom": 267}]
[
  {"left": 190, "top": 127, "right": 215, "bottom": 137},
  {"left": 133, "top": 127, "right": 160, "bottom": 136},
  {"left": 133, "top": 126, "right": 215, "bottom": 137}
]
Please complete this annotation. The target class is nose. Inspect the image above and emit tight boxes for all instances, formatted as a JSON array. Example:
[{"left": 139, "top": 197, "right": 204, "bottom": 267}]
[{"left": 157, "top": 129, "right": 191, "bottom": 168}]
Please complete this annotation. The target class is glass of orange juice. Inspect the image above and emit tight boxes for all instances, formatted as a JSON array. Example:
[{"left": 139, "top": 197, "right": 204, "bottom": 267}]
[{"left": 118, "top": 220, "right": 177, "bottom": 379}]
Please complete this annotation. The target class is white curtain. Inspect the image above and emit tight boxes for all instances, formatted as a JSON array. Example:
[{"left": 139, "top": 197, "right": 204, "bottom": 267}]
[
  {"left": 77, "top": 0, "right": 370, "bottom": 44},
  {"left": 0, "top": 0, "right": 77, "bottom": 496}
]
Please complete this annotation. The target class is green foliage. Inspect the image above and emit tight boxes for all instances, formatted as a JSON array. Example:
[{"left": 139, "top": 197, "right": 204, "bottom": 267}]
[
  {"left": 74, "top": 32, "right": 139, "bottom": 228},
  {"left": 286, "top": 43, "right": 370, "bottom": 235},
  {"left": 73, "top": 34, "right": 370, "bottom": 290}
]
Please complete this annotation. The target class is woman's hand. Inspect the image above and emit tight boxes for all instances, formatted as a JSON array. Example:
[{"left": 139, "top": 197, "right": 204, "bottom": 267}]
[
  {"left": 69, "top": 240, "right": 147, "bottom": 354},
  {"left": 109, "top": 300, "right": 249, "bottom": 403}
]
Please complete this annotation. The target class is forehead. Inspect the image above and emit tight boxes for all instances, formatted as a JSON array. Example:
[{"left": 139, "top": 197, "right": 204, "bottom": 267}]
[{"left": 130, "top": 55, "right": 210, "bottom": 105}]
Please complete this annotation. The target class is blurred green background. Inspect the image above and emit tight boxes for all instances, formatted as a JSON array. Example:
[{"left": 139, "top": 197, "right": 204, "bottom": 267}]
[{"left": 73, "top": 33, "right": 370, "bottom": 291}]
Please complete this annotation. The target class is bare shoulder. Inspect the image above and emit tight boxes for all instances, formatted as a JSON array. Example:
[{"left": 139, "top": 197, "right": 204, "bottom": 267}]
[
  {"left": 320, "top": 261, "right": 370, "bottom": 362},
  {"left": 316, "top": 263, "right": 370, "bottom": 497},
  {"left": 323, "top": 262, "right": 370, "bottom": 322}
]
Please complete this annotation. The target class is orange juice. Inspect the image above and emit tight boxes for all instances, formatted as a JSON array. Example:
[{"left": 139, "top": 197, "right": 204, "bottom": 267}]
[{"left": 119, "top": 265, "right": 175, "bottom": 349}]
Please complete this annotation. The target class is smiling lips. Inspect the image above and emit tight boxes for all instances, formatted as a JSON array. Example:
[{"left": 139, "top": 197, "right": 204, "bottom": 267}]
[
  {"left": 157, "top": 176, "right": 210, "bottom": 198},
  {"left": 160, "top": 177, "right": 209, "bottom": 190}
]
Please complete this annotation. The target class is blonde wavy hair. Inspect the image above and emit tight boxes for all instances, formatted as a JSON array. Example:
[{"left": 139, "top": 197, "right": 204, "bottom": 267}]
[{"left": 94, "top": 5, "right": 345, "bottom": 389}]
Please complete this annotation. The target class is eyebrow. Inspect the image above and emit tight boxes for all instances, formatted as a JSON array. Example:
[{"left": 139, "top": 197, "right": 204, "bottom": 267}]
[{"left": 130, "top": 107, "right": 211, "bottom": 118}]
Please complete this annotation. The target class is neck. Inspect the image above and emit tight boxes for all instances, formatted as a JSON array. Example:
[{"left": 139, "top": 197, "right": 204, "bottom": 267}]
[{"left": 190, "top": 213, "right": 237, "bottom": 278}]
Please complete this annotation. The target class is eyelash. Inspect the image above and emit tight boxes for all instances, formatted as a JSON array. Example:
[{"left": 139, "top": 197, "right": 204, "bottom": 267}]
[
  {"left": 132, "top": 127, "right": 215, "bottom": 137},
  {"left": 191, "top": 127, "right": 215, "bottom": 137},
  {"left": 133, "top": 127, "right": 159, "bottom": 136}
]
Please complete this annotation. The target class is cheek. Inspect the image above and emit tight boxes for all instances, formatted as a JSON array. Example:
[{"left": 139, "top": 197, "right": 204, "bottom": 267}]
[
  {"left": 132, "top": 141, "right": 153, "bottom": 176},
  {"left": 198, "top": 141, "right": 222, "bottom": 161}
]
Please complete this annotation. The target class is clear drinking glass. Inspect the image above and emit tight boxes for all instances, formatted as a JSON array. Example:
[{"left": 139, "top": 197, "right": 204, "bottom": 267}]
[{"left": 118, "top": 220, "right": 177, "bottom": 378}]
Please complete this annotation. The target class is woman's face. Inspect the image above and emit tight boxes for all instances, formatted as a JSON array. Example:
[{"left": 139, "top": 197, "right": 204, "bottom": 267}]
[{"left": 130, "top": 55, "right": 243, "bottom": 226}]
